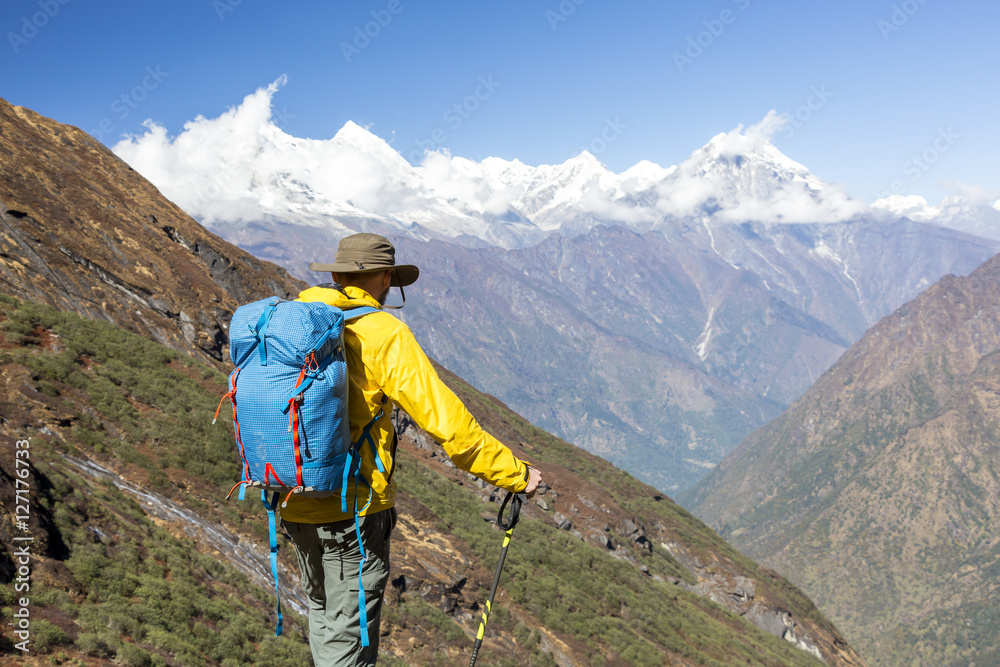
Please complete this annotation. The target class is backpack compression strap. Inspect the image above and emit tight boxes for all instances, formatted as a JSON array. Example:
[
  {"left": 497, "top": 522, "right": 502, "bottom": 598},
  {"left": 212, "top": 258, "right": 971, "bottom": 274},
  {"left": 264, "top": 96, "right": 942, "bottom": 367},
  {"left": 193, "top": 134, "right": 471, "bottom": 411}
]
[
  {"left": 252, "top": 300, "right": 279, "bottom": 366},
  {"left": 261, "top": 490, "right": 284, "bottom": 636}
]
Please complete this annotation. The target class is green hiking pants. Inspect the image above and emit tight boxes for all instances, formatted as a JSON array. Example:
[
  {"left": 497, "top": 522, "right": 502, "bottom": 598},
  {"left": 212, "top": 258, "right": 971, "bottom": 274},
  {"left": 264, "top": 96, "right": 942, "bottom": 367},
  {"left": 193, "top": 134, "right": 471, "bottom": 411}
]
[{"left": 281, "top": 508, "right": 397, "bottom": 666}]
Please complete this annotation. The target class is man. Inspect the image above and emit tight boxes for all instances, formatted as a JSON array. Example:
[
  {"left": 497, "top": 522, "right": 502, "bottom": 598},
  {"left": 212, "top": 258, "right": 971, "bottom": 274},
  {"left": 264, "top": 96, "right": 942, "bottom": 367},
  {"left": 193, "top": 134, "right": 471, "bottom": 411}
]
[{"left": 280, "top": 233, "right": 542, "bottom": 665}]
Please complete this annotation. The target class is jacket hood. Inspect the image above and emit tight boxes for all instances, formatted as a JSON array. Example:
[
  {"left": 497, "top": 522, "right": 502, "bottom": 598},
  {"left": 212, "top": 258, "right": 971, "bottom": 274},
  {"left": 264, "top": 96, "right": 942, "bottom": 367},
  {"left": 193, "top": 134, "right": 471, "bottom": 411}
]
[{"left": 296, "top": 284, "right": 383, "bottom": 311}]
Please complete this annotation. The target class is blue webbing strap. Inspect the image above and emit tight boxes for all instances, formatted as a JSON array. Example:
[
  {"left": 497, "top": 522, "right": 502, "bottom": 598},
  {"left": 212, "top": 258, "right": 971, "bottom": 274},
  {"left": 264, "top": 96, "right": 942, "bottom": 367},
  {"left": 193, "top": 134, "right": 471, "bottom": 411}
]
[
  {"left": 353, "top": 475, "right": 370, "bottom": 648},
  {"left": 232, "top": 339, "right": 259, "bottom": 370},
  {"left": 342, "top": 306, "right": 381, "bottom": 321},
  {"left": 340, "top": 403, "right": 388, "bottom": 511},
  {"left": 254, "top": 301, "right": 279, "bottom": 366},
  {"left": 238, "top": 483, "right": 246, "bottom": 501},
  {"left": 261, "top": 490, "right": 284, "bottom": 636},
  {"left": 359, "top": 401, "right": 388, "bottom": 475},
  {"left": 341, "top": 451, "right": 353, "bottom": 514}
]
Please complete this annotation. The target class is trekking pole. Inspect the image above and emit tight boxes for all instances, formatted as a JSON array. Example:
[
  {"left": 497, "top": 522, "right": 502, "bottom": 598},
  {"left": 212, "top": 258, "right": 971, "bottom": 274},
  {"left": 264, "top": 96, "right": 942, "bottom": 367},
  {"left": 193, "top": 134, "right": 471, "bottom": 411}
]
[{"left": 470, "top": 491, "right": 525, "bottom": 667}]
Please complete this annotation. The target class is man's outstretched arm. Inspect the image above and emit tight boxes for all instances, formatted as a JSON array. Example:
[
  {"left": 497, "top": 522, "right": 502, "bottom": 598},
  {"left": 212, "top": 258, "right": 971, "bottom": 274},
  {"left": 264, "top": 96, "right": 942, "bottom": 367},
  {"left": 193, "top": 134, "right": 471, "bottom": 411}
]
[{"left": 373, "top": 323, "right": 543, "bottom": 495}]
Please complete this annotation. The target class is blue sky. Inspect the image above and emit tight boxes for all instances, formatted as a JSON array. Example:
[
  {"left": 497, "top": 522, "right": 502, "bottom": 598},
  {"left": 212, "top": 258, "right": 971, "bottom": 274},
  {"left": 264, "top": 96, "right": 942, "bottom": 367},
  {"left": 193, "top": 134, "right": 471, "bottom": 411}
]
[{"left": 2, "top": 0, "right": 997, "bottom": 204}]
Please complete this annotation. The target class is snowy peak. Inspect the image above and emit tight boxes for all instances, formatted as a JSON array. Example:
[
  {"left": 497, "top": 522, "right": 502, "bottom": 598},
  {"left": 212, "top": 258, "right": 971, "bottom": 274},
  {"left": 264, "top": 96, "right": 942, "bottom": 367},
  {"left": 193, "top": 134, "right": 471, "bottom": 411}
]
[
  {"left": 650, "top": 126, "right": 864, "bottom": 224},
  {"left": 332, "top": 120, "right": 414, "bottom": 173},
  {"left": 332, "top": 119, "right": 377, "bottom": 145},
  {"left": 688, "top": 131, "right": 816, "bottom": 187}
]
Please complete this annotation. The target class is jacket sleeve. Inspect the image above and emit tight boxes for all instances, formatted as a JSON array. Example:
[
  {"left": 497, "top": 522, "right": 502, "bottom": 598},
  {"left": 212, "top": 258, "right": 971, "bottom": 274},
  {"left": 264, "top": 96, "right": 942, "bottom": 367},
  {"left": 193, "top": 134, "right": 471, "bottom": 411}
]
[{"left": 370, "top": 322, "right": 529, "bottom": 494}]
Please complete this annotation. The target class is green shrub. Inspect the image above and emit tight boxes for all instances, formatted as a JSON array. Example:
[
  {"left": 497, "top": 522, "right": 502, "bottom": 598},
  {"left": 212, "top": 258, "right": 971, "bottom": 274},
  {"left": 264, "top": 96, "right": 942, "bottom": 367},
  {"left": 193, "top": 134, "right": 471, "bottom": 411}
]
[
  {"left": 115, "top": 642, "right": 153, "bottom": 667},
  {"left": 76, "top": 632, "right": 111, "bottom": 657},
  {"left": 30, "top": 619, "right": 71, "bottom": 652}
]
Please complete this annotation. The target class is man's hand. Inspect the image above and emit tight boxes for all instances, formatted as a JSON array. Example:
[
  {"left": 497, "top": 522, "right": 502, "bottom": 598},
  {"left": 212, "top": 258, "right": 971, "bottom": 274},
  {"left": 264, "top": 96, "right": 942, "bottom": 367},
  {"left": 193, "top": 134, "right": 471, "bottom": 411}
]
[{"left": 524, "top": 466, "right": 542, "bottom": 499}]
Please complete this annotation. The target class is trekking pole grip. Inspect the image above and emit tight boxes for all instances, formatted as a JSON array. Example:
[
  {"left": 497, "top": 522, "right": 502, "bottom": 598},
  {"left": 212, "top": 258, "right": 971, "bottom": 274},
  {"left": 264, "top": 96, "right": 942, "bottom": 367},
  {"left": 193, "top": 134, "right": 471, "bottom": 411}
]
[{"left": 497, "top": 491, "right": 524, "bottom": 530}]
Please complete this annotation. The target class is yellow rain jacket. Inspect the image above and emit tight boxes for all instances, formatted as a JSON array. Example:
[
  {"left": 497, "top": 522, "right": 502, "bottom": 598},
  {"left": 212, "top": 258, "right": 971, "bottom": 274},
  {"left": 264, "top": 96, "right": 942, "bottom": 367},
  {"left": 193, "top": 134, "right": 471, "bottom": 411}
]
[{"left": 280, "top": 285, "right": 530, "bottom": 524}]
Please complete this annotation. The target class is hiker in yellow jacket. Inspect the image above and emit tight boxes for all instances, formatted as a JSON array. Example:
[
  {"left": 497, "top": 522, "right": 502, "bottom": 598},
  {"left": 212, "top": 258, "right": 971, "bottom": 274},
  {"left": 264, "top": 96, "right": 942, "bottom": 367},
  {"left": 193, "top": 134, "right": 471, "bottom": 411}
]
[{"left": 280, "top": 233, "right": 542, "bottom": 665}]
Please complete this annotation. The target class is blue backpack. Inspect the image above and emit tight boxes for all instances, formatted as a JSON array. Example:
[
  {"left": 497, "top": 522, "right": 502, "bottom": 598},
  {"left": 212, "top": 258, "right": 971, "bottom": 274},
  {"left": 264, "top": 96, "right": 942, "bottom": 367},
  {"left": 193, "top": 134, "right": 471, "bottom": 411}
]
[{"left": 214, "top": 295, "right": 383, "bottom": 640}]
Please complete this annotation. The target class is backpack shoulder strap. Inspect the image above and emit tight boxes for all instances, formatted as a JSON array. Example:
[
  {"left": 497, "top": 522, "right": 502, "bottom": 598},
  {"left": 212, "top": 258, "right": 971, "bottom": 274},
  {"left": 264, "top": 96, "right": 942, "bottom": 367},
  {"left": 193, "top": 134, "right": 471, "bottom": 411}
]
[{"left": 342, "top": 306, "right": 381, "bottom": 321}]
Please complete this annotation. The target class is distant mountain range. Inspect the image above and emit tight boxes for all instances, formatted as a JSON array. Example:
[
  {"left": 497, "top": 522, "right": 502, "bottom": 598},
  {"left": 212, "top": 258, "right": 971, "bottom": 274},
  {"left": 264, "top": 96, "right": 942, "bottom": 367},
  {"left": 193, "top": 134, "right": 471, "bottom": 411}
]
[{"left": 112, "top": 82, "right": 1000, "bottom": 492}]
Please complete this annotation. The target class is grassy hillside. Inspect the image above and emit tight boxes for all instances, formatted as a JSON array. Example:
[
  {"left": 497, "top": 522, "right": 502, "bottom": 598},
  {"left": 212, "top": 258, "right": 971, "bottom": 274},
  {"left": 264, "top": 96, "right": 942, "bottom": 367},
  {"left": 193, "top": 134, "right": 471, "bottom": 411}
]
[{"left": 0, "top": 294, "right": 856, "bottom": 665}]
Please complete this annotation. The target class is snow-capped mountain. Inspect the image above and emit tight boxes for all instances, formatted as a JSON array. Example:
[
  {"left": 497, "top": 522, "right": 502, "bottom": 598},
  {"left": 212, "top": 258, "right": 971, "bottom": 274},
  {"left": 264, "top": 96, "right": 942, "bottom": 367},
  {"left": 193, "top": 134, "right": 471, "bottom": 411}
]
[
  {"left": 650, "top": 129, "right": 866, "bottom": 224},
  {"left": 115, "top": 93, "right": 872, "bottom": 250}
]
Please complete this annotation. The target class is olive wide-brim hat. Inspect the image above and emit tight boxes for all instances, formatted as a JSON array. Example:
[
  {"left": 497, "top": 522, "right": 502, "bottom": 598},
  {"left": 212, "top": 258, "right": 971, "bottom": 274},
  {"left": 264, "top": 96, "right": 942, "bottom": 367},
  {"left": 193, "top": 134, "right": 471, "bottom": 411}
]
[{"left": 309, "top": 233, "right": 419, "bottom": 287}]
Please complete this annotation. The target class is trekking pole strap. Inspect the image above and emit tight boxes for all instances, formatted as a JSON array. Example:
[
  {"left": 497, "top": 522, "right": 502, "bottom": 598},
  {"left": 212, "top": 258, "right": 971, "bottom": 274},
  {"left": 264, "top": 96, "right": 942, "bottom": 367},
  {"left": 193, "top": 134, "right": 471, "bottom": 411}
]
[{"left": 497, "top": 491, "right": 524, "bottom": 530}]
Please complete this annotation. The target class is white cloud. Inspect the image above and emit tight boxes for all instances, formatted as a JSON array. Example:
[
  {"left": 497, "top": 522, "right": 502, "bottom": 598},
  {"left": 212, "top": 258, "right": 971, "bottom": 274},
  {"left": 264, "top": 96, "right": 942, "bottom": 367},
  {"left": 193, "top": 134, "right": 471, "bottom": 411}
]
[
  {"left": 113, "top": 76, "right": 425, "bottom": 225},
  {"left": 112, "top": 87, "right": 872, "bottom": 242},
  {"left": 871, "top": 194, "right": 935, "bottom": 220},
  {"left": 709, "top": 110, "right": 788, "bottom": 158},
  {"left": 938, "top": 179, "right": 1000, "bottom": 207}
]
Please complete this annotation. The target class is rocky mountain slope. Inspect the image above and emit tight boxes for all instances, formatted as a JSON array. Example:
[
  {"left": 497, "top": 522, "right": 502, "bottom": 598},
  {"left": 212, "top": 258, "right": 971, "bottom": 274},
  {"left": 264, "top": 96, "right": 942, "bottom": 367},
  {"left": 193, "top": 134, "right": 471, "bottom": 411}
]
[
  {"left": 680, "top": 251, "right": 1000, "bottom": 664},
  {"left": 0, "top": 97, "right": 303, "bottom": 365},
  {"left": 0, "top": 98, "right": 863, "bottom": 664},
  {"left": 111, "top": 85, "right": 1000, "bottom": 492}
]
